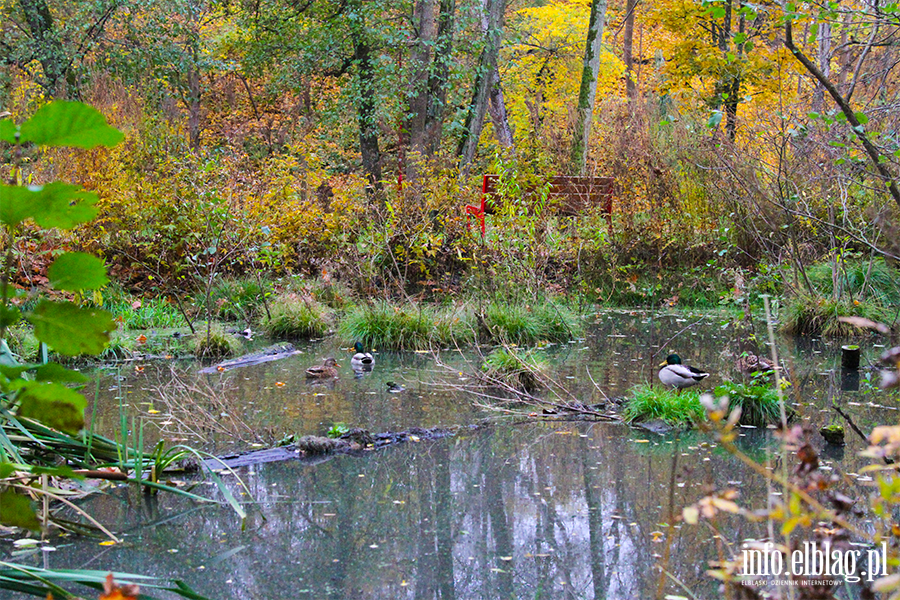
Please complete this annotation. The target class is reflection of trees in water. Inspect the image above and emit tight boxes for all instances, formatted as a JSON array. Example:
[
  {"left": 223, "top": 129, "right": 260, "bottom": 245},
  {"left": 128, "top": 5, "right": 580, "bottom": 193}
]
[{"left": 59, "top": 421, "right": 771, "bottom": 599}]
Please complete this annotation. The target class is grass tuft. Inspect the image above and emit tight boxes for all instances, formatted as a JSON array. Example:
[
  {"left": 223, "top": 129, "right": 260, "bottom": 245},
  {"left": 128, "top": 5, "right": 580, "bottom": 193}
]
[
  {"left": 480, "top": 299, "right": 581, "bottom": 345},
  {"left": 192, "top": 323, "right": 241, "bottom": 358},
  {"left": 262, "top": 294, "right": 330, "bottom": 338},
  {"left": 481, "top": 346, "right": 547, "bottom": 391},
  {"left": 623, "top": 385, "right": 706, "bottom": 427},
  {"left": 713, "top": 381, "right": 792, "bottom": 427}
]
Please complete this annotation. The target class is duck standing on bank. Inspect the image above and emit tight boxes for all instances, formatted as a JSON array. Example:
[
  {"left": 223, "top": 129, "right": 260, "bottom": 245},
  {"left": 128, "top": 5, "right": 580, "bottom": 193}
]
[{"left": 658, "top": 353, "right": 709, "bottom": 391}]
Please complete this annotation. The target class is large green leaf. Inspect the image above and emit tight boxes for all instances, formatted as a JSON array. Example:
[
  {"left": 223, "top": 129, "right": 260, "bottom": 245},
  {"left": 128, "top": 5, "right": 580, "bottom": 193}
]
[
  {"left": 0, "top": 491, "right": 40, "bottom": 532},
  {"left": 0, "top": 183, "right": 98, "bottom": 229},
  {"left": 27, "top": 301, "right": 115, "bottom": 356},
  {"left": 0, "top": 119, "right": 14, "bottom": 144},
  {"left": 48, "top": 253, "right": 108, "bottom": 291},
  {"left": 15, "top": 381, "right": 86, "bottom": 434},
  {"left": 19, "top": 101, "right": 123, "bottom": 148},
  {"left": 0, "top": 304, "right": 21, "bottom": 330},
  {"left": 33, "top": 363, "right": 88, "bottom": 385}
]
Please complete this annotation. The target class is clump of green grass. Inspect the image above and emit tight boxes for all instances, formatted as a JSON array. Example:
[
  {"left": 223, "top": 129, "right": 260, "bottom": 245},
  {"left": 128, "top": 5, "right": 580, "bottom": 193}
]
[
  {"left": 481, "top": 347, "right": 546, "bottom": 391},
  {"left": 623, "top": 385, "right": 706, "bottom": 427},
  {"left": 780, "top": 295, "right": 892, "bottom": 336},
  {"left": 4, "top": 323, "right": 39, "bottom": 362},
  {"left": 481, "top": 299, "right": 581, "bottom": 345},
  {"left": 806, "top": 258, "right": 900, "bottom": 305},
  {"left": 713, "top": 381, "right": 792, "bottom": 427},
  {"left": 209, "top": 277, "right": 269, "bottom": 321},
  {"left": 192, "top": 323, "right": 241, "bottom": 358},
  {"left": 106, "top": 295, "right": 184, "bottom": 330},
  {"left": 262, "top": 294, "right": 330, "bottom": 338},
  {"left": 339, "top": 302, "right": 436, "bottom": 350}
]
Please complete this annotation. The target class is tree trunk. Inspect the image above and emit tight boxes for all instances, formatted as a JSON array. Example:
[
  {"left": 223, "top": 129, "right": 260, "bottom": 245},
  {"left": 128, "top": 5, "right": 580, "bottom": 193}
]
[
  {"left": 405, "top": 0, "right": 437, "bottom": 168},
  {"left": 457, "top": 0, "right": 505, "bottom": 176},
  {"left": 354, "top": 38, "right": 384, "bottom": 196},
  {"left": 570, "top": 0, "right": 608, "bottom": 174},
  {"left": 187, "top": 65, "right": 201, "bottom": 150},
  {"left": 622, "top": 0, "right": 637, "bottom": 100},
  {"left": 487, "top": 67, "right": 514, "bottom": 148},
  {"left": 19, "top": 0, "right": 68, "bottom": 97},
  {"left": 424, "top": 0, "right": 455, "bottom": 156},
  {"left": 812, "top": 19, "right": 831, "bottom": 112}
]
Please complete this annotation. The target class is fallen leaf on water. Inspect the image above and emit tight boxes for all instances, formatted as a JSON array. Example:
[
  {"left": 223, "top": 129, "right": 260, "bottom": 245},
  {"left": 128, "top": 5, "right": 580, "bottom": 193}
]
[
  {"left": 99, "top": 540, "right": 117, "bottom": 546},
  {"left": 101, "top": 573, "right": 139, "bottom": 600}
]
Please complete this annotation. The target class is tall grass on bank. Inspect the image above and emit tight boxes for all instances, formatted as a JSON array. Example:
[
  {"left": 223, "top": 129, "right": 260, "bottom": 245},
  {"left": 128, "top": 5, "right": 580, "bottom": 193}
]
[
  {"left": 339, "top": 302, "right": 474, "bottom": 350},
  {"left": 780, "top": 295, "right": 893, "bottom": 336},
  {"left": 480, "top": 299, "right": 582, "bottom": 345},
  {"left": 781, "top": 258, "right": 900, "bottom": 336},
  {"left": 262, "top": 294, "right": 330, "bottom": 338}
]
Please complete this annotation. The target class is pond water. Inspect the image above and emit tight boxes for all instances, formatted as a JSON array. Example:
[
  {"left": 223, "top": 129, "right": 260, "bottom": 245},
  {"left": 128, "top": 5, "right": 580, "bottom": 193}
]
[{"left": 4, "top": 309, "right": 898, "bottom": 599}]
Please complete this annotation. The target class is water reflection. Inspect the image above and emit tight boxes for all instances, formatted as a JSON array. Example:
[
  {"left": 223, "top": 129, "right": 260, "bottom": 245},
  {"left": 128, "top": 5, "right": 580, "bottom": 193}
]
[
  {"left": 37, "top": 422, "right": 771, "bottom": 599},
  {"left": 4, "top": 309, "right": 898, "bottom": 598}
]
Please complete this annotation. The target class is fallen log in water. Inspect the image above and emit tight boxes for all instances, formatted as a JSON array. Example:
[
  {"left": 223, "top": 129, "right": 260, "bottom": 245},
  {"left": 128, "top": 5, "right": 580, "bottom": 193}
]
[
  {"left": 198, "top": 343, "right": 301, "bottom": 374},
  {"left": 203, "top": 426, "right": 458, "bottom": 470}
]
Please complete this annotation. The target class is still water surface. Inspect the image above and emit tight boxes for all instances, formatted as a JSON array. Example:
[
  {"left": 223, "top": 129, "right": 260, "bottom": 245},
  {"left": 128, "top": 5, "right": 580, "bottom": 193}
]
[{"left": 5, "top": 309, "right": 898, "bottom": 599}]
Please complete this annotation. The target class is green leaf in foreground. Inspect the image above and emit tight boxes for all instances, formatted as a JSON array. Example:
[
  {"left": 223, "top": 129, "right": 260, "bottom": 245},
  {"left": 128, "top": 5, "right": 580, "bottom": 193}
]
[
  {"left": 0, "top": 119, "right": 14, "bottom": 144},
  {"left": 0, "top": 183, "right": 98, "bottom": 229},
  {"left": 27, "top": 301, "right": 115, "bottom": 356},
  {"left": 0, "top": 491, "right": 40, "bottom": 532},
  {"left": 16, "top": 381, "right": 87, "bottom": 434},
  {"left": 48, "top": 253, "right": 109, "bottom": 291},
  {"left": 19, "top": 101, "right": 124, "bottom": 148}
]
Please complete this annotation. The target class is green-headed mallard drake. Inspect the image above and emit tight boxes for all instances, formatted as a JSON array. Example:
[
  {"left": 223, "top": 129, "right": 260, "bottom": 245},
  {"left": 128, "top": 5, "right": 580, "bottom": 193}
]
[
  {"left": 658, "top": 353, "right": 709, "bottom": 390},
  {"left": 351, "top": 342, "right": 374, "bottom": 369},
  {"left": 735, "top": 353, "right": 773, "bottom": 375},
  {"left": 306, "top": 357, "right": 340, "bottom": 379}
]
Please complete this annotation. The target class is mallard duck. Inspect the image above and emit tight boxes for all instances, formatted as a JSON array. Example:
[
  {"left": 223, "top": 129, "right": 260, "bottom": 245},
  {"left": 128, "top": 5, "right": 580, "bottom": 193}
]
[
  {"left": 735, "top": 353, "right": 773, "bottom": 375},
  {"left": 306, "top": 357, "right": 340, "bottom": 379},
  {"left": 386, "top": 381, "right": 404, "bottom": 393},
  {"left": 351, "top": 342, "right": 374, "bottom": 369},
  {"left": 658, "top": 353, "right": 709, "bottom": 390}
]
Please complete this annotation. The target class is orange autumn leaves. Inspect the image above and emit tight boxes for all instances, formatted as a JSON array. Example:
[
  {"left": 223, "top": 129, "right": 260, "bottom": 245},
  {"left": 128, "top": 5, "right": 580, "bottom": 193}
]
[{"left": 46, "top": 573, "right": 139, "bottom": 600}]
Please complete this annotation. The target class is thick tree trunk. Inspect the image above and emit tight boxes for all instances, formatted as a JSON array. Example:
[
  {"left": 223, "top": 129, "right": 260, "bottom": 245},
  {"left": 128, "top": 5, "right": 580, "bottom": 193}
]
[
  {"left": 570, "top": 0, "right": 608, "bottom": 174},
  {"left": 19, "top": 0, "right": 68, "bottom": 97},
  {"left": 457, "top": 0, "right": 505, "bottom": 176},
  {"left": 405, "top": 0, "right": 438, "bottom": 165},
  {"left": 423, "top": 0, "right": 455, "bottom": 156},
  {"left": 354, "top": 39, "right": 384, "bottom": 195},
  {"left": 622, "top": 0, "right": 637, "bottom": 100},
  {"left": 812, "top": 19, "right": 831, "bottom": 112},
  {"left": 487, "top": 67, "right": 514, "bottom": 148}
]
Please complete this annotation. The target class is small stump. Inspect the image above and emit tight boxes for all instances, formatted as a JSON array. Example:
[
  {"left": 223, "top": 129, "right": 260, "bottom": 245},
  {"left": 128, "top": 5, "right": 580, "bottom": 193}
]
[{"left": 819, "top": 425, "right": 845, "bottom": 446}]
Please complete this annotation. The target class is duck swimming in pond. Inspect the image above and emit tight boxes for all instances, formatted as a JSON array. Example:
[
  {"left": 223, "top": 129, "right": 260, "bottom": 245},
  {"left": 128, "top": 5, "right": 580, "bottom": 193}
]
[
  {"left": 351, "top": 342, "right": 374, "bottom": 370},
  {"left": 306, "top": 357, "right": 340, "bottom": 379}
]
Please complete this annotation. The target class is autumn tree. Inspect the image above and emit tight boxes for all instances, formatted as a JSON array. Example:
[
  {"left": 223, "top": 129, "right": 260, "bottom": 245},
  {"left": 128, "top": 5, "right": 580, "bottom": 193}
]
[
  {"left": 570, "top": 0, "right": 608, "bottom": 173},
  {"left": 1, "top": 0, "right": 118, "bottom": 98}
]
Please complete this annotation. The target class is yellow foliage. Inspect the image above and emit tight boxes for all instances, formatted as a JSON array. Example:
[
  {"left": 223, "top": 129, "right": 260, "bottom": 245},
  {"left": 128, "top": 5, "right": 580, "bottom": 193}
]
[{"left": 503, "top": 0, "right": 625, "bottom": 140}]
